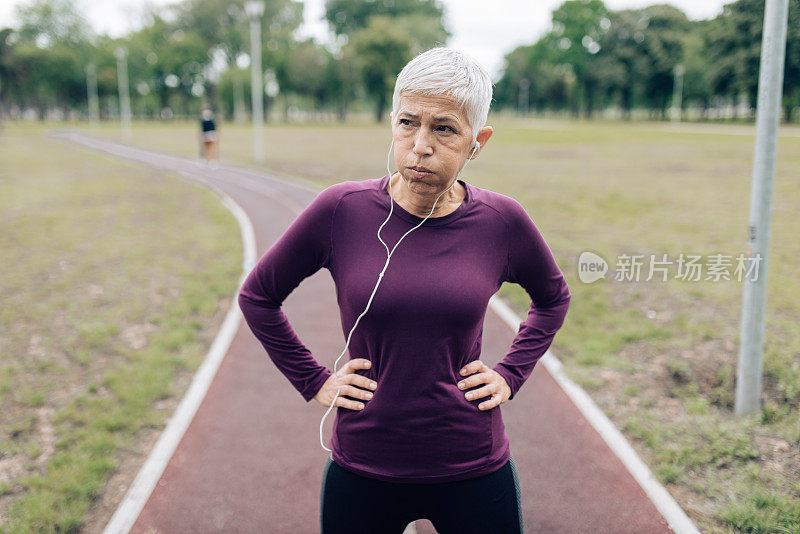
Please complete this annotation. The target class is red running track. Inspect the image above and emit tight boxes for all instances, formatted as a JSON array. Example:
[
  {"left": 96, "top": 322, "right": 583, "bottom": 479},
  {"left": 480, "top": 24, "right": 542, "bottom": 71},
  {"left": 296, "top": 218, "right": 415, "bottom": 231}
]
[{"left": 58, "top": 132, "right": 675, "bottom": 533}]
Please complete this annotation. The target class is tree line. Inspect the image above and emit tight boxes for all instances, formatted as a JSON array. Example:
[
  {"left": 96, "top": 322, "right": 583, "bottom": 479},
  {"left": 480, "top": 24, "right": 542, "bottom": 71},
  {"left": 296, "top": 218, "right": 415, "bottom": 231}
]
[
  {"left": 496, "top": 0, "right": 800, "bottom": 122},
  {"left": 0, "top": 0, "right": 798, "bottom": 123}
]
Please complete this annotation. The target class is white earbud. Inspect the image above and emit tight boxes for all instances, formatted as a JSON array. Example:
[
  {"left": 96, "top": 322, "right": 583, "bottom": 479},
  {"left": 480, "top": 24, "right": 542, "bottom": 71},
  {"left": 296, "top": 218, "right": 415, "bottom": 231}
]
[{"left": 470, "top": 142, "right": 480, "bottom": 159}]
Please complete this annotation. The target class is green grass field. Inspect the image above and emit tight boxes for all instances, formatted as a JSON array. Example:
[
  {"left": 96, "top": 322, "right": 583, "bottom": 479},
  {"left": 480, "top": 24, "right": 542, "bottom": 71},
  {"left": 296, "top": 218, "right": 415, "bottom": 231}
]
[
  {"left": 75, "top": 116, "right": 800, "bottom": 533},
  {"left": 0, "top": 123, "right": 242, "bottom": 532}
]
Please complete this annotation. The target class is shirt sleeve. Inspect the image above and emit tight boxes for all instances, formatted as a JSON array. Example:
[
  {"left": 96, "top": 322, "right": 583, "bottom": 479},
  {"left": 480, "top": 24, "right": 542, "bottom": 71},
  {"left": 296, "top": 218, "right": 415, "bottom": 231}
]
[
  {"left": 492, "top": 198, "right": 571, "bottom": 401},
  {"left": 237, "top": 185, "right": 342, "bottom": 402}
]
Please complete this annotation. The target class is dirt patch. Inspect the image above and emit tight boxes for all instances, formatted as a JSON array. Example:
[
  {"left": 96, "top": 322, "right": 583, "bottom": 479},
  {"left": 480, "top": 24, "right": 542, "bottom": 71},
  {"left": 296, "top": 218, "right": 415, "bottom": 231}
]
[
  {"left": 754, "top": 434, "right": 799, "bottom": 478},
  {"left": 120, "top": 323, "right": 159, "bottom": 351},
  {"left": 33, "top": 407, "right": 56, "bottom": 467}
]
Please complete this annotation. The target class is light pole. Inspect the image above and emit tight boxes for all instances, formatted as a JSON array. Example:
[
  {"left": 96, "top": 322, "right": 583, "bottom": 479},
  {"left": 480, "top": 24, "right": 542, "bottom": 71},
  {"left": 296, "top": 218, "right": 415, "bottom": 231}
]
[
  {"left": 518, "top": 78, "right": 530, "bottom": 116},
  {"left": 115, "top": 46, "right": 132, "bottom": 138},
  {"left": 671, "top": 64, "right": 684, "bottom": 124},
  {"left": 735, "top": 0, "right": 789, "bottom": 416},
  {"left": 86, "top": 62, "right": 99, "bottom": 126},
  {"left": 245, "top": 1, "right": 265, "bottom": 164},
  {"left": 234, "top": 75, "right": 246, "bottom": 123}
]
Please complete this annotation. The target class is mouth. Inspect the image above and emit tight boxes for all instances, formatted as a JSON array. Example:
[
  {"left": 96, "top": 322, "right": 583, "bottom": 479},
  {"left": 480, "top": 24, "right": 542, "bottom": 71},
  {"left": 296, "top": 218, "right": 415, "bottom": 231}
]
[{"left": 407, "top": 165, "right": 434, "bottom": 178}]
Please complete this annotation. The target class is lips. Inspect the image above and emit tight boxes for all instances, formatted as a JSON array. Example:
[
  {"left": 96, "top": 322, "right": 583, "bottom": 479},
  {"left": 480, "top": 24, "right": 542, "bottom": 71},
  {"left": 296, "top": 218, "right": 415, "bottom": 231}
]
[{"left": 407, "top": 166, "right": 434, "bottom": 179}]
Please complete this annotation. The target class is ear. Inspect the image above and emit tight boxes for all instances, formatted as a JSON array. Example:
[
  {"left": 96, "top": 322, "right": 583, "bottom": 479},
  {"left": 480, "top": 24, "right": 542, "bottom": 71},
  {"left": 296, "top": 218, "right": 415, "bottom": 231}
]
[{"left": 471, "top": 126, "right": 493, "bottom": 158}]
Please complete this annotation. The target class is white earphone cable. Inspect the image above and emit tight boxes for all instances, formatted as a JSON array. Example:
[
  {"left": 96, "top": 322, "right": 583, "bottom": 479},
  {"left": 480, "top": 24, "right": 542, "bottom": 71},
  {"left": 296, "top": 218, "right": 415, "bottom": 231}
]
[{"left": 319, "top": 137, "right": 480, "bottom": 452}]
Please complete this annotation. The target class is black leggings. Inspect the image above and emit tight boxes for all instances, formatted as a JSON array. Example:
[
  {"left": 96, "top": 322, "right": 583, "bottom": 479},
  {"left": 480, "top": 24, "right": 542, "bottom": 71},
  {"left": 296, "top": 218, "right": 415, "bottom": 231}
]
[{"left": 320, "top": 454, "right": 523, "bottom": 533}]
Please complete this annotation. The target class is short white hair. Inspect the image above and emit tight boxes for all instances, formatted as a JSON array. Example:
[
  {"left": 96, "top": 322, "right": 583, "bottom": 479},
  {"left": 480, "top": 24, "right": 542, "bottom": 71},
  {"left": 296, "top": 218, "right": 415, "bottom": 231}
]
[{"left": 391, "top": 47, "right": 493, "bottom": 142}]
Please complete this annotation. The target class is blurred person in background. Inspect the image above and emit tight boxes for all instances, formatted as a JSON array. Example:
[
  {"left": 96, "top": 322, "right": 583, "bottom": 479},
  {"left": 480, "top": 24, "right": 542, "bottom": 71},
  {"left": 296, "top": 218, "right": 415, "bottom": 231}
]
[{"left": 198, "top": 106, "right": 219, "bottom": 168}]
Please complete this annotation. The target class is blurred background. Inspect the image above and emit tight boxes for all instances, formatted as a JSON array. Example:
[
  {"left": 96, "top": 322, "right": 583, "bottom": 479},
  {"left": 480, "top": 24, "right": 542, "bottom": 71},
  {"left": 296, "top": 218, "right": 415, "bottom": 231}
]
[
  {"left": 0, "top": 0, "right": 797, "bottom": 123},
  {"left": 1, "top": 1, "right": 799, "bottom": 533}
]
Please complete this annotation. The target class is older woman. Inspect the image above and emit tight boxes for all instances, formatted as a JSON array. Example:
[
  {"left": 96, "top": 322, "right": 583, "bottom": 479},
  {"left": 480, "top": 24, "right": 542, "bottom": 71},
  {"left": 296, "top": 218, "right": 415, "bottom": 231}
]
[{"left": 238, "top": 47, "right": 571, "bottom": 533}]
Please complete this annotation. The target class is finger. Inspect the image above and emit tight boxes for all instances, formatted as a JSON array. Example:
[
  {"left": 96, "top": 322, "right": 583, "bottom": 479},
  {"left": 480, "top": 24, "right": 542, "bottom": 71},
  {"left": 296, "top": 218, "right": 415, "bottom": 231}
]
[
  {"left": 334, "top": 393, "right": 365, "bottom": 410},
  {"left": 349, "top": 374, "right": 377, "bottom": 391},
  {"left": 341, "top": 384, "right": 374, "bottom": 401},
  {"left": 349, "top": 358, "right": 373, "bottom": 370},
  {"left": 463, "top": 383, "right": 494, "bottom": 402},
  {"left": 345, "top": 359, "right": 376, "bottom": 391},
  {"left": 478, "top": 393, "right": 501, "bottom": 411},
  {"left": 457, "top": 372, "right": 490, "bottom": 390},
  {"left": 459, "top": 360, "right": 482, "bottom": 376}
]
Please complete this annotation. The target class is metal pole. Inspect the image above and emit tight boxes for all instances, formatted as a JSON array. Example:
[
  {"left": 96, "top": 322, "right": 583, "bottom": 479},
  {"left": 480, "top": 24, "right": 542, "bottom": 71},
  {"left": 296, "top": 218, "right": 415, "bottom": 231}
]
[
  {"left": 234, "top": 74, "right": 246, "bottom": 124},
  {"left": 735, "top": 0, "right": 789, "bottom": 416},
  {"left": 671, "top": 64, "right": 684, "bottom": 124},
  {"left": 518, "top": 78, "right": 530, "bottom": 116},
  {"left": 246, "top": 1, "right": 265, "bottom": 164},
  {"left": 86, "top": 62, "right": 99, "bottom": 126},
  {"left": 115, "top": 47, "right": 132, "bottom": 139}
]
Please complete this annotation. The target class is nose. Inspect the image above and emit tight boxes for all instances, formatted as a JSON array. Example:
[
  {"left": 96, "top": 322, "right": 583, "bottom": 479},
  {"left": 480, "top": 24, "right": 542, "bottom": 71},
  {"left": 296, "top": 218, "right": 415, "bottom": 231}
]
[{"left": 412, "top": 129, "right": 434, "bottom": 156}]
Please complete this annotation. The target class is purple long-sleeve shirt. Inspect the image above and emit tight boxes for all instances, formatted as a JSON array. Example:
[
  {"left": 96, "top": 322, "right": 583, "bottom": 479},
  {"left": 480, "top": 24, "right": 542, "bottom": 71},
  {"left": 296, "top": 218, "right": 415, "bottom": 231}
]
[{"left": 238, "top": 173, "right": 571, "bottom": 483}]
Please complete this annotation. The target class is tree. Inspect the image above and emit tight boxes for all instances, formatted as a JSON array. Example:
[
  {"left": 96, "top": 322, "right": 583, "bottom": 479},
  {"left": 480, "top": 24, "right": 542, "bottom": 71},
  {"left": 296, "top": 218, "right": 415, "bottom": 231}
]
[
  {"left": 172, "top": 0, "right": 303, "bottom": 112},
  {"left": 495, "top": 1, "right": 697, "bottom": 119},
  {"left": 324, "top": 0, "right": 446, "bottom": 41},
  {"left": 346, "top": 16, "right": 414, "bottom": 121},
  {"left": 9, "top": 0, "right": 95, "bottom": 118},
  {"left": 327, "top": 46, "right": 360, "bottom": 120},
  {"left": 324, "top": 0, "right": 449, "bottom": 121},
  {"left": 706, "top": 0, "right": 800, "bottom": 121},
  {"left": 549, "top": 0, "right": 610, "bottom": 117},
  {"left": 584, "top": 5, "right": 689, "bottom": 119},
  {"left": 216, "top": 66, "right": 250, "bottom": 119},
  {"left": 706, "top": 0, "right": 769, "bottom": 118},
  {"left": 495, "top": 41, "right": 572, "bottom": 114},
  {"left": 14, "top": 0, "right": 92, "bottom": 49},
  {"left": 8, "top": 41, "right": 85, "bottom": 118},
  {"left": 173, "top": 0, "right": 302, "bottom": 65},
  {"left": 117, "top": 18, "right": 209, "bottom": 117},
  {"left": 494, "top": 44, "right": 536, "bottom": 113},
  {"left": 0, "top": 28, "right": 19, "bottom": 119},
  {"left": 681, "top": 22, "right": 713, "bottom": 117},
  {"left": 279, "top": 39, "right": 334, "bottom": 113},
  {"left": 784, "top": 0, "right": 800, "bottom": 121},
  {"left": 637, "top": 5, "right": 691, "bottom": 118},
  {"left": 593, "top": 9, "right": 649, "bottom": 118}
]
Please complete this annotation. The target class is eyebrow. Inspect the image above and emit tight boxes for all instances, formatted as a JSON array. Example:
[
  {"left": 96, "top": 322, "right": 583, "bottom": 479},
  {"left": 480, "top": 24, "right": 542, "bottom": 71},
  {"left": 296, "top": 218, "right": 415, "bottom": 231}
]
[{"left": 398, "top": 111, "right": 459, "bottom": 123}]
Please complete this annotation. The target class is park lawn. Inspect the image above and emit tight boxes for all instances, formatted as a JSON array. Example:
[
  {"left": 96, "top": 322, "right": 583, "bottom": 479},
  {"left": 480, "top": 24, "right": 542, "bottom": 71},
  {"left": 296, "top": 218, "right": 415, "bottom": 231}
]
[
  {"left": 0, "top": 123, "right": 242, "bottom": 533},
  {"left": 78, "top": 116, "right": 800, "bottom": 533}
]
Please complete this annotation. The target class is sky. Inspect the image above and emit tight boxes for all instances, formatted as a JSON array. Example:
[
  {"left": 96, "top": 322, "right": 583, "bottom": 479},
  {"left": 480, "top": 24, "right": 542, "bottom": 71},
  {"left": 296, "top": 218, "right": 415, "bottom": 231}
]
[{"left": 0, "top": 0, "right": 733, "bottom": 79}]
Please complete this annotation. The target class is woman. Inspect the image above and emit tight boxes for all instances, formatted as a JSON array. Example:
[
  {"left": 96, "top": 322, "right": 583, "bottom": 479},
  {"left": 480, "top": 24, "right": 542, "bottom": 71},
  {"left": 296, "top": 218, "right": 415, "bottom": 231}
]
[
  {"left": 198, "top": 106, "right": 219, "bottom": 168},
  {"left": 238, "top": 47, "right": 571, "bottom": 533}
]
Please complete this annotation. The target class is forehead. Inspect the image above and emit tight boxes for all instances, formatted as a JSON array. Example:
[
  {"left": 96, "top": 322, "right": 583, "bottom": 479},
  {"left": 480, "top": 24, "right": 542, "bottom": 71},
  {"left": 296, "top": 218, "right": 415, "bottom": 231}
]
[{"left": 396, "top": 92, "right": 468, "bottom": 123}]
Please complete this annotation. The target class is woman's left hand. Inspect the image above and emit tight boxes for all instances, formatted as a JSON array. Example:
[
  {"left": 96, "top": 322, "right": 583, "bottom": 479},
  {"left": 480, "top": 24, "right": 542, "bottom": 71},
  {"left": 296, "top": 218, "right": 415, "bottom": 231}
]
[{"left": 456, "top": 361, "right": 512, "bottom": 410}]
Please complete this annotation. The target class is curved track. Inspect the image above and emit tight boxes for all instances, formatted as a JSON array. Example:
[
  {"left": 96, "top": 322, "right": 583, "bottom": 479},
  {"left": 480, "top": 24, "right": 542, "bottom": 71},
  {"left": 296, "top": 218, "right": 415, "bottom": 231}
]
[{"left": 55, "top": 132, "right": 680, "bottom": 533}]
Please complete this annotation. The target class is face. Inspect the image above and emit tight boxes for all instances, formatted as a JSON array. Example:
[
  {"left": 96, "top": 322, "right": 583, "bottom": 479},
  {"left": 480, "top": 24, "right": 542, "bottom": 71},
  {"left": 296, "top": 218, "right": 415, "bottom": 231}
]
[{"left": 390, "top": 92, "right": 484, "bottom": 197}]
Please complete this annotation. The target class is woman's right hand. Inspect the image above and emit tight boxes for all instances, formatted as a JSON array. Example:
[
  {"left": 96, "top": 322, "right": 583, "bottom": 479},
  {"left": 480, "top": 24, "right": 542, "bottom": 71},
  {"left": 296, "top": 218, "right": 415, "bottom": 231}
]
[{"left": 313, "top": 358, "right": 377, "bottom": 410}]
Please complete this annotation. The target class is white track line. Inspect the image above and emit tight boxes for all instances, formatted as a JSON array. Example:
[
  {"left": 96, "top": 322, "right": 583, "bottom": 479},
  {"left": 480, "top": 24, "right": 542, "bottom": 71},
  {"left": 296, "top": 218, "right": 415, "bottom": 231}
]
[
  {"left": 488, "top": 295, "right": 699, "bottom": 534},
  {"left": 103, "top": 177, "right": 256, "bottom": 534}
]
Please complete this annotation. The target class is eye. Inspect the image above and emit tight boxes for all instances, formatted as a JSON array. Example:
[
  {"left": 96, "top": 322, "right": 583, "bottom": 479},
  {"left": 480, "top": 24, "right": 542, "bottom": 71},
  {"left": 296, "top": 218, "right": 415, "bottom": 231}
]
[
  {"left": 399, "top": 118, "right": 413, "bottom": 126},
  {"left": 435, "top": 125, "right": 454, "bottom": 133}
]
